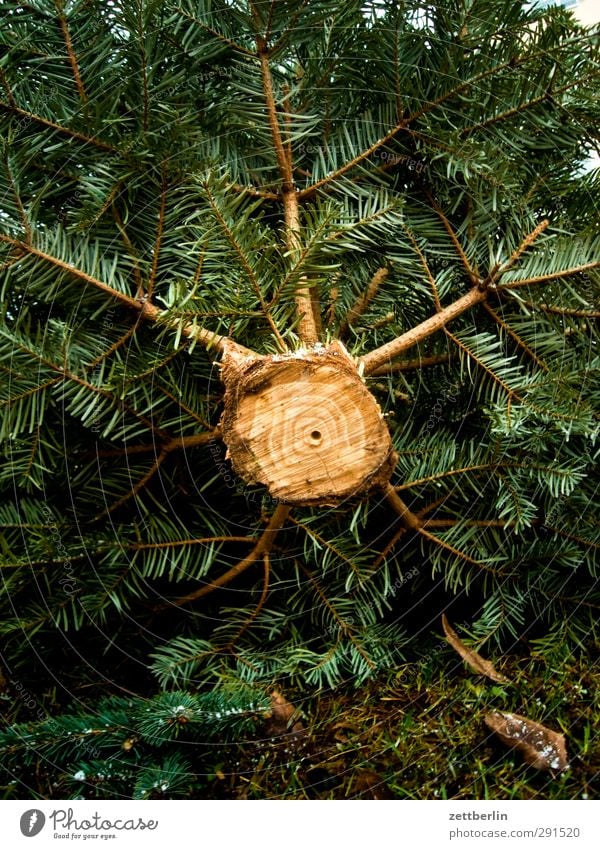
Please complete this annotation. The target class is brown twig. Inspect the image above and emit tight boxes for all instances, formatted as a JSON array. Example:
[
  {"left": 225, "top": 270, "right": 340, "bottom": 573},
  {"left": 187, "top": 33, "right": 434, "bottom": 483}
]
[
  {"left": 0, "top": 102, "right": 115, "bottom": 152},
  {"left": 0, "top": 235, "right": 255, "bottom": 360},
  {"left": 384, "top": 484, "right": 495, "bottom": 571},
  {"left": 96, "top": 431, "right": 218, "bottom": 517},
  {"left": 170, "top": 503, "right": 291, "bottom": 606},
  {"left": 497, "top": 261, "right": 600, "bottom": 290},
  {"left": 459, "top": 75, "right": 600, "bottom": 139},
  {"left": 494, "top": 219, "right": 549, "bottom": 278},
  {"left": 515, "top": 299, "right": 600, "bottom": 319},
  {"left": 384, "top": 485, "right": 422, "bottom": 531},
  {"left": 223, "top": 553, "right": 271, "bottom": 649},
  {"left": 370, "top": 353, "right": 452, "bottom": 376},
  {"left": 55, "top": 0, "right": 88, "bottom": 103},
  {"left": 257, "top": 41, "right": 319, "bottom": 344},
  {"left": 338, "top": 267, "right": 389, "bottom": 337},
  {"left": 360, "top": 287, "right": 487, "bottom": 375},
  {"left": 92, "top": 431, "right": 221, "bottom": 459}
]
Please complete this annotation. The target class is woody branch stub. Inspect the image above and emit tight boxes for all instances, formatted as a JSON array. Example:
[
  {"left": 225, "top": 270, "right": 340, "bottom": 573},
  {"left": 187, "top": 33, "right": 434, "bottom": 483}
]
[{"left": 219, "top": 341, "right": 397, "bottom": 506}]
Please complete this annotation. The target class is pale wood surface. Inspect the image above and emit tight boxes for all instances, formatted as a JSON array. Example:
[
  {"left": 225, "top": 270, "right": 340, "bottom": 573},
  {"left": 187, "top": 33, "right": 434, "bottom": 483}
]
[{"left": 221, "top": 345, "right": 396, "bottom": 505}]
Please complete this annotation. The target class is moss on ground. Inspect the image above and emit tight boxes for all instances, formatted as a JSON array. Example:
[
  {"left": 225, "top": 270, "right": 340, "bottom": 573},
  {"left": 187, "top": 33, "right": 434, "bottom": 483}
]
[{"left": 208, "top": 638, "right": 600, "bottom": 799}]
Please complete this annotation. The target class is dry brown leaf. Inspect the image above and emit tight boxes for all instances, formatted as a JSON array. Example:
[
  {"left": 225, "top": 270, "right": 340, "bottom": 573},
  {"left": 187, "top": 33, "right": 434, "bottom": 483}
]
[
  {"left": 484, "top": 710, "right": 569, "bottom": 772},
  {"left": 264, "top": 690, "right": 304, "bottom": 738},
  {"left": 266, "top": 689, "right": 296, "bottom": 724},
  {"left": 442, "top": 614, "right": 510, "bottom": 684}
]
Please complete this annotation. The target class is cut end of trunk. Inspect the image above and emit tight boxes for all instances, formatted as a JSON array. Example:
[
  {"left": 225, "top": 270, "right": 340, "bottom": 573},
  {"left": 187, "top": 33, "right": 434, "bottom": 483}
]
[{"left": 220, "top": 343, "right": 396, "bottom": 506}]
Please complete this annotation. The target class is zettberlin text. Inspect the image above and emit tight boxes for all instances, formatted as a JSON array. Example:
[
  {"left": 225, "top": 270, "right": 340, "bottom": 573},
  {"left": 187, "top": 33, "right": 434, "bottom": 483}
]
[{"left": 448, "top": 811, "right": 508, "bottom": 820}]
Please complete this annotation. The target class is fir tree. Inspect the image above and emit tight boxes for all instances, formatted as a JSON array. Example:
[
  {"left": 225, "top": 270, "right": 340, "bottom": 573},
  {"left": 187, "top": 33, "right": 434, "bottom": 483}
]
[{"left": 0, "top": 0, "right": 598, "bottom": 797}]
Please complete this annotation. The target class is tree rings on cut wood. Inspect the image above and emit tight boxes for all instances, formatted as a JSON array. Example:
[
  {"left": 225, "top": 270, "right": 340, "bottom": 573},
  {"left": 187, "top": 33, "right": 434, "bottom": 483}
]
[{"left": 220, "top": 343, "right": 397, "bottom": 506}]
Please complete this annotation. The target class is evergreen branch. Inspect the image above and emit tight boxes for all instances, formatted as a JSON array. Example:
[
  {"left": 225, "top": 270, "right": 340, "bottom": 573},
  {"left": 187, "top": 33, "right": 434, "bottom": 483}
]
[
  {"left": 202, "top": 184, "right": 287, "bottom": 349},
  {"left": 297, "top": 120, "right": 410, "bottom": 201},
  {"left": 92, "top": 432, "right": 221, "bottom": 459},
  {"left": 23, "top": 426, "right": 41, "bottom": 481},
  {"left": 0, "top": 235, "right": 254, "bottom": 359},
  {"left": 338, "top": 267, "right": 389, "bottom": 338},
  {"left": 297, "top": 563, "right": 376, "bottom": 670},
  {"left": 168, "top": 503, "right": 291, "bottom": 607},
  {"left": 360, "top": 287, "right": 487, "bottom": 375},
  {"left": 0, "top": 68, "right": 16, "bottom": 107},
  {"left": 0, "top": 102, "right": 116, "bottom": 153},
  {"left": 542, "top": 526, "right": 600, "bottom": 552},
  {"left": 444, "top": 328, "right": 520, "bottom": 400},
  {"left": 154, "top": 385, "right": 211, "bottom": 429},
  {"left": 416, "top": 525, "right": 493, "bottom": 570},
  {"left": 423, "top": 519, "right": 512, "bottom": 529},
  {"left": 428, "top": 196, "right": 477, "bottom": 284},
  {"left": 55, "top": 0, "right": 88, "bottom": 104},
  {"left": 268, "top": 203, "right": 338, "bottom": 310},
  {"left": 112, "top": 205, "right": 144, "bottom": 295},
  {"left": 288, "top": 516, "right": 363, "bottom": 582},
  {"left": 459, "top": 75, "right": 600, "bottom": 138},
  {"left": 384, "top": 486, "right": 495, "bottom": 572},
  {"left": 147, "top": 174, "right": 168, "bottom": 298},
  {"left": 498, "top": 262, "right": 600, "bottom": 289},
  {"left": 369, "top": 353, "right": 452, "bottom": 376},
  {"left": 174, "top": 6, "right": 255, "bottom": 56},
  {"left": 395, "top": 463, "right": 497, "bottom": 491},
  {"left": 268, "top": 1, "right": 309, "bottom": 55},
  {"left": 6, "top": 334, "right": 163, "bottom": 437},
  {"left": 137, "top": 1, "right": 150, "bottom": 131},
  {"left": 256, "top": 41, "right": 318, "bottom": 344},
  {"left": 371, "top": 525, "right": 407, "bottom": 570},
  {"left": 298, "top": 52, "right": 547, "bottom": 201},
  {"left": 0, "top": 377, "right": 62, "bottom": 408},
  {"left": 406, "top": 228, "right": 441, "bottom": 310},
  {"left": 131, "top": 536, "right": 255, "bottom": 552},
  {"left": 516, "top": 298, "right": 600, "bottom": 319},
  {"left": 494, "top": 220, "right": 550, "bottom": 278},
  {"left": 2, "top": 150, "right": 31, "bottom": 242},
  {"left": 96, "top": 430, "right": 217, "bottom": 517},
  {"left": 226, "top": 181, "right": 279, "bottom": 200},
  {"left": 84, "top": 323, "right": 139, "bottom": 371},
  {"left": 483, "top": 302, "right": 548, "bottom": 371},
  {"left": 222, "top": 552, "right": 270, "bottom": 651}
]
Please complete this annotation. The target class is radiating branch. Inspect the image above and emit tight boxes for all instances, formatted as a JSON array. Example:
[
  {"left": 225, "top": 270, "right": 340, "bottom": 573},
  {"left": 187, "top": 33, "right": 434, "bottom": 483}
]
[
  {"left": 0, "top": 102, "right": 115, "bottom": 152},
  {"left": 360, "top": 287, "right": 487, "bottom": 375},
  {"left": 97, "top": 431, "right": 218, "bottom": 517},
  {"left": 256, "top": 42, "right": 318, "bottom": 344},
  {"left": 494, "top": 219, "right": 549, "bottom": 278},
  {"left": 384, "top": 484, "right": 496, "bottom": 571},
  {"left": 170, "top": 503, "right": 291, "bottom": 606},
  {"left": 55, "top": 0, "right": 88, "bottom": 104},
  {"left": 222, "top": 553, "right": 271, "bottom": 650},
  {"left": 370, "top": 353, "right": 452, "bottom": 376},
  {"left": 338, "top": 267, "right": 389, "bottom": 338},
  {"left": 428, "top": 196, "right": 478, "bottom": 284},
  {"left": 0, "top": 235, "right": 255, "bottom": 360},
  {"left": 483, "top": 302, "right": 548, "bottom": 371},
  {"left": 497, "top": 261, "right": 600, "bottom": 290},
  {"left": 515, "top": 298, "right": 600, "bottom": 319}
]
